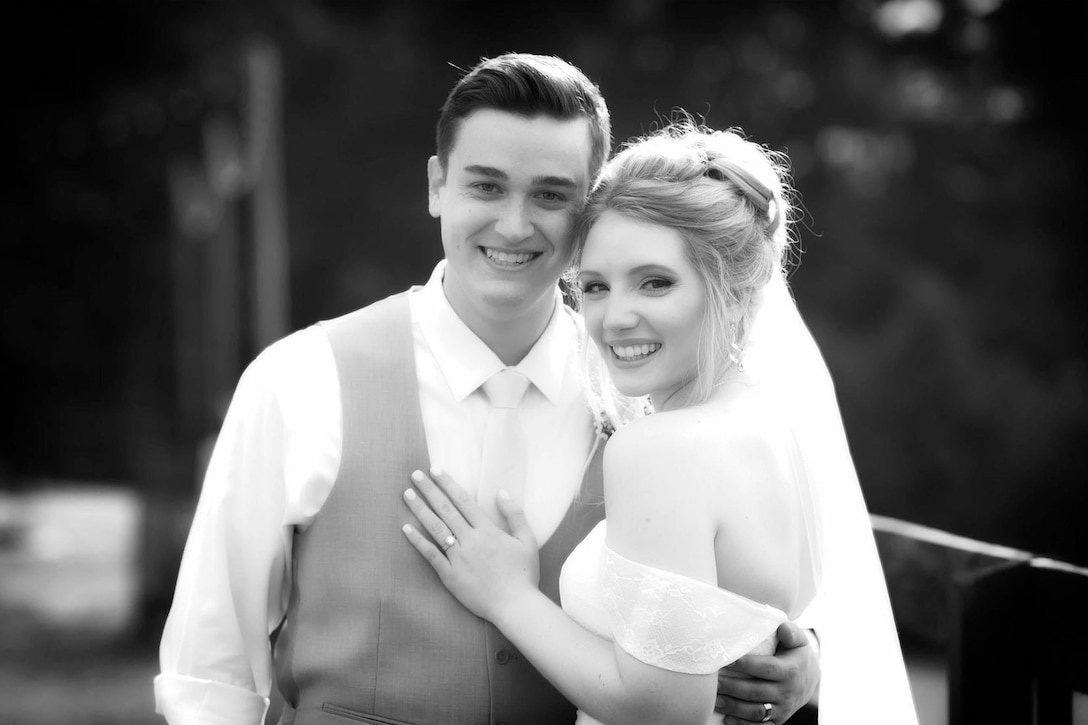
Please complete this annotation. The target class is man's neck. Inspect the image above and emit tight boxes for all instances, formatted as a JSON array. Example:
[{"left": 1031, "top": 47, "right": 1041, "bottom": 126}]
[
  {"left": 437, "top": 270, "right": 558, "bottom": 366},
  {"left": 471, "top": 304, "right": 555, "bottom": 366}
]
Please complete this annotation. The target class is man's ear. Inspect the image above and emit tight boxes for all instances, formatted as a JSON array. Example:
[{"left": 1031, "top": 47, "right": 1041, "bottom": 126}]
[{"left": 427, "top": 156, "right": 445, "bottom": 218}]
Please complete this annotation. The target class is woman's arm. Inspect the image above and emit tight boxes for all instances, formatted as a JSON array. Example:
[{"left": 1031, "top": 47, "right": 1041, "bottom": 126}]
[
  {"left": 401, "top": 466, "right": 716, "bottom": 725},
  {"left": 492, "top": 578, "right": 714, "bottom": 725},
  {"left": 589, "top": 410, "right": 819, "bottom": 722}
]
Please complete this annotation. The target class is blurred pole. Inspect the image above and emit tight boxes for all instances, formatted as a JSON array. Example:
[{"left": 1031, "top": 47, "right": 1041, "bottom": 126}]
[
  {"left": 245, "top": 39, "right": 290, "bottom": 350},
  {"left": 138, "top": 37, "right": 289, "bottom": 644},
  {"left": 138, "top": 157, "right": 221, "bottom": 642},
  {"left": 167, "top": 159, "right": 215, "bottom": 433},
  {"left": 203, "top": 113, "right": 243, "bottom": 423}
]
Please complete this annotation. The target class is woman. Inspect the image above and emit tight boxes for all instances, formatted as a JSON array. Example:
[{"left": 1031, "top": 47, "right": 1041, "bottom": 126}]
[{"left": 402, "top": 122, "right": 913, "bottom": 724}]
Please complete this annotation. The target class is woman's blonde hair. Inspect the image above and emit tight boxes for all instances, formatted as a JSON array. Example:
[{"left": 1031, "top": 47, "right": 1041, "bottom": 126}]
[{"left": 571, "top": 119, "right": 797, "bottom": 404}]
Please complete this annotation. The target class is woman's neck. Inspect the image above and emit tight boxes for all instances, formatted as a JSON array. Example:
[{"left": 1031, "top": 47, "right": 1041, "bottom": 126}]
[{"left": 651, "top": 376, "right": 699, "bottom": 413}]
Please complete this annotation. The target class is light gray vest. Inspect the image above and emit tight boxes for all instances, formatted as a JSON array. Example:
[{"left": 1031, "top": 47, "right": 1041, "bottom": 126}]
[{"left": 273, "top": 292, "right": 606, "bottom": 725}]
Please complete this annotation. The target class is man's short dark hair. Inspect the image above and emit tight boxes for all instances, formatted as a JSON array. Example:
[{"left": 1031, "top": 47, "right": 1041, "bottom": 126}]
[{"left": 436, "top": 53, "right": 612, "bottom": 182}]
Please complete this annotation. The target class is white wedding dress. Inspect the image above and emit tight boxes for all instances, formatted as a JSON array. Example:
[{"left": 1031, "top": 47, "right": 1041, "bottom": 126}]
[
  {"left": 559, "top": 521, "right": 792, "bottom": 725},
  {"left": 566, "top": 273, "right": 919, "bottom": 725}
]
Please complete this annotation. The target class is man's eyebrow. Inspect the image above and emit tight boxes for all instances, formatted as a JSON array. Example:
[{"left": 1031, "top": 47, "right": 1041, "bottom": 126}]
[
  {"left": 462, "top": 166, "right": 579, "bottom": 189},
  {"left": 532, "top": 175, "right": 579, "bottom": 189},
  {"left": 463, "top": 165, "right": 508, "bottom": 180}
]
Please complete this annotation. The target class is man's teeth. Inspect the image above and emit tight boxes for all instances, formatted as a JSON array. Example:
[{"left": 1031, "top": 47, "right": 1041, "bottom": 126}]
[
  {"left": 611, "top": 343, "right": 661, "bottom": 360},
  {"left": 485, "top": 248, "right": 534, "bottom": 265}
]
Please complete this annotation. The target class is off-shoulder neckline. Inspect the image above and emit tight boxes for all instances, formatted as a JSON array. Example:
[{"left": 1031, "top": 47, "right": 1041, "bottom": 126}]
[{"left": 592, "top": 521, "right": 790, "bottom": 620}]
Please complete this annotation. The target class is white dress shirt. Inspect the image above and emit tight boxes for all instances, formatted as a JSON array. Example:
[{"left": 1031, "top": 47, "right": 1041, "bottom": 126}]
[{"left": 155, "top": 262, "right": 597, "bottom": 724}]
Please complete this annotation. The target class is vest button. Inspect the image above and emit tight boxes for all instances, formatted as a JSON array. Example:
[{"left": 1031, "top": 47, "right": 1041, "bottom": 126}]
[{"left": 495, "top": 648, "right": 511, "bottom": 665}]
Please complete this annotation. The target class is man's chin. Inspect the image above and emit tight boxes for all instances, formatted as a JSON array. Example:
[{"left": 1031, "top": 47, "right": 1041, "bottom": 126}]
[
  {"left": 478, "top": 291, "right": 539, "bottom": 319},
  {"left": 476, "top": 283, "right": 556, "bottom": 320}
]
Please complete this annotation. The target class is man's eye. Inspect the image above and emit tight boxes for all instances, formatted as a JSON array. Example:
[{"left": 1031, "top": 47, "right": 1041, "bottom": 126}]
[
  {"left": 473, "top": 182, "right": 501, "bottom": 194},
  {"left": 538, "top": 191, "right": 567, "bottom": 203}
]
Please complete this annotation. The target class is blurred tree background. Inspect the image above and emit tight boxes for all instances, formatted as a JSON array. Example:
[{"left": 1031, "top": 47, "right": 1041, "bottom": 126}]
[{"left": 3, "top": 0, "right": 1084, "bottom": 599}]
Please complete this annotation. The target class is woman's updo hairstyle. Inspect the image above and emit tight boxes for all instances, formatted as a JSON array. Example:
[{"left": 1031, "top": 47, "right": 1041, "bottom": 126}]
[{"left": 572, "top": 119, "right": 796, "bottom": 404}]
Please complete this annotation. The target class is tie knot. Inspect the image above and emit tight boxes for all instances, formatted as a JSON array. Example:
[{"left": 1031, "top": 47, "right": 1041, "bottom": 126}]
[{"left": 483, "top": 369, "right": 530, "bottom": 409}]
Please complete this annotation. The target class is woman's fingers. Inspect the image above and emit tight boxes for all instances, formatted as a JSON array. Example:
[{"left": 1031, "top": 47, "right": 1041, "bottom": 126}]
[
  {"left": 401, "top": 523, "right": 452, "bottom": 575},
  {"left": 427, "top": 466, "right": 487, "bottom": 527},
  {"left": 408, "top": 468, "right": 472, "bottom": 537},
  {"left": 497, "top": 490, "right": 538, "bottom": 550},
  {"left": 403, "top": 487, "right": 459, "bottom": 551}
]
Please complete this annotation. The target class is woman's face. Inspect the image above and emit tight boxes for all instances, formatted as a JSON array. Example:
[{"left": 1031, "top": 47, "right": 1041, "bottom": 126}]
[{"left": 577, "top": 211, "right": 708, "bottom": 409}]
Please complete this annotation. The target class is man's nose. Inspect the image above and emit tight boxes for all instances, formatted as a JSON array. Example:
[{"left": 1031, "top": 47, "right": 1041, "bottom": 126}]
[{"left": 494, "top": 198, "right": 533, "bottom": 242}]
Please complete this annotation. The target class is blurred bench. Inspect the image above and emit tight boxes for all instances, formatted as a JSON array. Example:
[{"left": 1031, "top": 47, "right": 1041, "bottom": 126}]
[{"left": 872, "top": 515, "right": 1088, "bottom": 725}]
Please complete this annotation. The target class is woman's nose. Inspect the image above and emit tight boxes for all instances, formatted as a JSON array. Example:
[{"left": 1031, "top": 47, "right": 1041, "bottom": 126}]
[{"left": 602, "top": 294, "right": 639, "bottom": 332}]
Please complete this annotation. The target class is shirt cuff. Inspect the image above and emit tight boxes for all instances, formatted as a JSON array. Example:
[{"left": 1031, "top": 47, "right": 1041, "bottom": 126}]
[{"left": 154, "top": 673, "right": 269, "bottom": 725}]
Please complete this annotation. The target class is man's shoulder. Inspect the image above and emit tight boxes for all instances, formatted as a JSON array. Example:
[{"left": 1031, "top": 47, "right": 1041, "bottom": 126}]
[
  {"left": 242, "top": 289, "right": 416, "bottom": 392},
  {"left": 245, "top": 322, "right": 335, "bottom": 385},
  {"left": 315, "top": 289, "right": 421, "bottom": 371},
  {"left": 320, "top": 288, "right": 417, "bottom": 331}
]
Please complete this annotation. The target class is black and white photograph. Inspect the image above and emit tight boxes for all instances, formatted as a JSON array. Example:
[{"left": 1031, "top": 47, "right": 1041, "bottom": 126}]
[{"left": 1, "top": 1, "right": 1084, "bottom": 723}]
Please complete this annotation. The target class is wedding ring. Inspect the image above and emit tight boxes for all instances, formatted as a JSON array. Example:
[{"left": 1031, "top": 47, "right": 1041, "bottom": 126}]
[
  {"left": 440, "top": 534, "right": 458, "bottom": 552},
  {"left": 760, "top": 702, "right": 774, "bottom": 722}
]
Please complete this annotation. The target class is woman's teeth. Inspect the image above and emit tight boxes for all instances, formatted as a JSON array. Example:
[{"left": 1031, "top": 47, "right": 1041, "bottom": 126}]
[
  {"left": 611, "top": 343, "right": 661, "bottom": 361},
  {"left": 485, "top": 248, "right": 534, "bottom": 265}
]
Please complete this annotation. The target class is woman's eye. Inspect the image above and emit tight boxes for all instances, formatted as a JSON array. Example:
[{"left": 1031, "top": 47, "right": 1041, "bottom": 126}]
[
  {"left": 581, "top": 281, "right": 607, "bottom": 296},
  {"left": 643, "top": 277, "right": 672, "bottom": 292}
]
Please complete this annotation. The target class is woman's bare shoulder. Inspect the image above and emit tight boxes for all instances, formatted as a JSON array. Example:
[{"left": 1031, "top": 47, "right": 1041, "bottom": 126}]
[
  {"left": 610, "top": 395, "right": 787, "bottom": 463},
  {"left": 606, "top": 400, "right": 799, "bottom": 530}
]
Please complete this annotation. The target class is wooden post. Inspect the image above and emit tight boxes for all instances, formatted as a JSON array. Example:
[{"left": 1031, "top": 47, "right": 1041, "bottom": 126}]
[
  {"left": 949, "top": 559, "right": 1034, "bottom": 724},
  {"left": 245, "top": 39, "right": 290, "bottom": 350},
  {"left": 949, "top": 555, "right": 1088, "bottom": 724}
]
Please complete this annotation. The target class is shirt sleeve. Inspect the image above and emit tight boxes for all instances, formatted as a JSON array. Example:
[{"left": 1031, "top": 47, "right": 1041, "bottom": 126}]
[{"left": 155, "top": 326, "right": 342, "bottom": 724}]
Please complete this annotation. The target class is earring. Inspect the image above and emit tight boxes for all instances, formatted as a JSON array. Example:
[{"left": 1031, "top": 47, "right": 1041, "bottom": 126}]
[{"left": 728, "top": 324, "right": 745, "bottom": 372}]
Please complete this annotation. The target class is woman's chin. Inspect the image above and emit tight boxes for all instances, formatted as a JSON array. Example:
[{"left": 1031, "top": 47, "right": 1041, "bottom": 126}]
[{"left": 611, "top": 377, "right": 650, "bottom": 400}]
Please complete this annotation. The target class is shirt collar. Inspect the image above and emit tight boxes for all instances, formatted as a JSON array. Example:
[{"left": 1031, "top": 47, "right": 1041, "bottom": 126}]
[{"left": 413, "top": 261, "right": 571, "bottom": 404}]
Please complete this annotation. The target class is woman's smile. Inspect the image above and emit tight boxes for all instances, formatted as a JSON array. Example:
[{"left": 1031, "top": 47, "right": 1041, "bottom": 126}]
[{"left": 608, "top": 342, "right": 662, "bottom": 363}]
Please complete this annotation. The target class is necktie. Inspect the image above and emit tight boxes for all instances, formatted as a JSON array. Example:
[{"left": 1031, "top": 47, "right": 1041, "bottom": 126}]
[{"left": 477, "top": 368, "right": 531, "bottom": 529}]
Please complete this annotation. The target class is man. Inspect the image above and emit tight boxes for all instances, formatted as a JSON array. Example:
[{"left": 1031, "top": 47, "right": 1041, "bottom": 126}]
[{"left": 155, "top": 52, "right": 820, "bottom": 725}]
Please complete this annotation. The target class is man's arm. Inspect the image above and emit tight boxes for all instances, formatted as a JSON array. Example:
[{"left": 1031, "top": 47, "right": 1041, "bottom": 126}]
[
  {"left": 714, "top": 622, "right": 820, "bottom": 724},
  {"left": 155, "top": 330, "right": 340, "bottom": 724}
]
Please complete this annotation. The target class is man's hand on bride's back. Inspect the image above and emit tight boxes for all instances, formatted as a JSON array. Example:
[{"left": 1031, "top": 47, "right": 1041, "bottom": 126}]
[
  {"left": 401, "top": 467, "right": 541, "bottom": 622},
  {"left": 714, "top": 621, "right": 820, "bottom": 724}
]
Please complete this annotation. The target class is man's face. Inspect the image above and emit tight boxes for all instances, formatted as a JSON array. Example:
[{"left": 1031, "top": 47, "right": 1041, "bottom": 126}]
[{"left": 428, "top": 109, "right": 593, "bottom": 333}]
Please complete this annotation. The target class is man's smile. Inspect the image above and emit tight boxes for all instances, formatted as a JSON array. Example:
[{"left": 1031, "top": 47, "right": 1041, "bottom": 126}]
[{"left": 481, "top": 246, "right": 542, "bottom": 267}]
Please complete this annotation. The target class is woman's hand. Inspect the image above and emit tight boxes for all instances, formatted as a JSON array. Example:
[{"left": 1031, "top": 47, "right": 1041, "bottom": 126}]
[{"left": 401, "top": 467, "right": 540, "bottom": 623}]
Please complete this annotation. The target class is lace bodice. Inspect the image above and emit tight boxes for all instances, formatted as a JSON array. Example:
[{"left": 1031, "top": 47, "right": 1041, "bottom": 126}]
[{"left": 559, "top": 522, "right": 787, "bottom": 675}]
